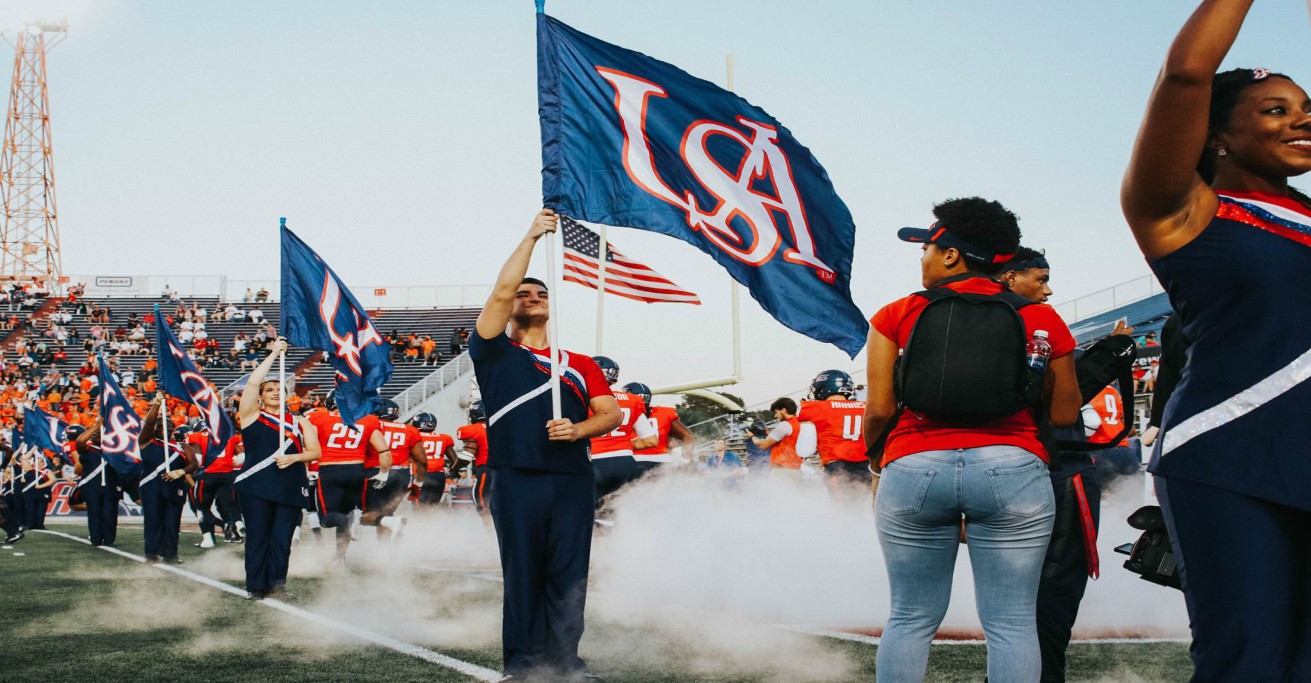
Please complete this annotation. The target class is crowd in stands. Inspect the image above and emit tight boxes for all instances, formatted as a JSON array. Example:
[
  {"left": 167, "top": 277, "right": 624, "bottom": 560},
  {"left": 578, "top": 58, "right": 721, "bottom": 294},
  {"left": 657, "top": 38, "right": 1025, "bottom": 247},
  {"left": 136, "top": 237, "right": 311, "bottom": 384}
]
[{"left": 0, "top": 285, "right": 465, "bottom": 436}]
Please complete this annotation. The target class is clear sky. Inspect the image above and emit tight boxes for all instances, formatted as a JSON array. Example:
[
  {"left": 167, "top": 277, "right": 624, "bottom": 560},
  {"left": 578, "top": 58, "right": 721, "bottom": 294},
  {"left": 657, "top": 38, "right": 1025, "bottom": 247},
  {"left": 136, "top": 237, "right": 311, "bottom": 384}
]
[{"left": 2, "top": 0, "right": 1308, "bottom": 405}]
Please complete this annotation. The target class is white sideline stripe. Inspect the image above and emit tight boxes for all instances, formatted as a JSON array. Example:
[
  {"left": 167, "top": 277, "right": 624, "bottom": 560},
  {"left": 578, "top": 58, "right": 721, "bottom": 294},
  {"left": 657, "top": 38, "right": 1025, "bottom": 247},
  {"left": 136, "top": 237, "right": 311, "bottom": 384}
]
[
  {"left": 455, "top": 572, "right": 1188, "bottom": 647},
  {"left": 34, "top": 530, "right": 501, "bottom": 682},
  {"left": 778, "top": 625, "right": 1189, "bottom": 646}
]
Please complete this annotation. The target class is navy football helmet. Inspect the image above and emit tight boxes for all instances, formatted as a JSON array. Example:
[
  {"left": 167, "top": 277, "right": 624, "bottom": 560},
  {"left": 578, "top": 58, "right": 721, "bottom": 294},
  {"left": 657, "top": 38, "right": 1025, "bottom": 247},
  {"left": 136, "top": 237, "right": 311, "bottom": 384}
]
[
  {"left": 620, "top": 382, "right": 652, "bottom": 412},
  {"left": 374, "top": 398, "right": 400, "bottom": 421},
  {"left": 410, "top": 412, "right": 438, "bottom": 433},
  {"left": 468, "top": 400, "right": 486, "bottom": 423},
  {"left": 810, "top": 370, "right": 855, "bottom": 400},
  {"left": 594, "top": 356, "right": 620, "bottom": 385}
]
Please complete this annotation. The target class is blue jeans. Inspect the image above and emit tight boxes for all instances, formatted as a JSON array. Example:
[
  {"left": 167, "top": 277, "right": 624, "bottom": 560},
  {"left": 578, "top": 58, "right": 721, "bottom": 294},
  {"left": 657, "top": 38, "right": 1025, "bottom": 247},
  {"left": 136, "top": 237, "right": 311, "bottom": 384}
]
[{"left": 876, "top": 446, "right": 1056, "bottom": 683}]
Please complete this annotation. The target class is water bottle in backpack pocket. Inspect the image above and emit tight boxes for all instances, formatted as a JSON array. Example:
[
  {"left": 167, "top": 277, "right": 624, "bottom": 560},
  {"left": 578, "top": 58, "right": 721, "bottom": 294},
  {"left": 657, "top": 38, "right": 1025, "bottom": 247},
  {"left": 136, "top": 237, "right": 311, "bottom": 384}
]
[{"left": 894, "top": 286, "right": 1041, "bottom": 423}]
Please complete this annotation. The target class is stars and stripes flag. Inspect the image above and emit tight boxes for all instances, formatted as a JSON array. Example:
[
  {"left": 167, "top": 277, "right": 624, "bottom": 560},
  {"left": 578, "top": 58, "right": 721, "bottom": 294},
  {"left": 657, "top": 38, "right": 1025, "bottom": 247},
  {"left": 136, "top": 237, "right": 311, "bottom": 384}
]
[{"left": 560, "top": 216, "right": 700, "bottom": 305}]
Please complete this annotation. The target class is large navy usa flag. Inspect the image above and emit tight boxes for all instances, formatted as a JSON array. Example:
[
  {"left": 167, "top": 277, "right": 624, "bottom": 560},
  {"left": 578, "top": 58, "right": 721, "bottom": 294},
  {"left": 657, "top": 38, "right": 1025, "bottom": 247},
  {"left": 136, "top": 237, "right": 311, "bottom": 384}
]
[
  {"left": 280, "top": 223, "right": 392, "bottom": 426},
  {"left": 537, "top": 13, "right": 867, "bottom": 356}
]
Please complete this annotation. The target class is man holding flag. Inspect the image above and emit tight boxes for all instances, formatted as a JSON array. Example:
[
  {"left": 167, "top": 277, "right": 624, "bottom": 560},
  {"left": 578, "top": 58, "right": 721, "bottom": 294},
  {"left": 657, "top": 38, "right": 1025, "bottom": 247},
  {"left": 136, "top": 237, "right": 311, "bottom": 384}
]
[
  {"left": 73, "top": 421, "right": 122, "bottom": 547},
  {"left": 473, "top": 209, "right": 620, "bottom": 681},
  {"left": 154, "top": 304, "right": 239, "bottom": 549}
]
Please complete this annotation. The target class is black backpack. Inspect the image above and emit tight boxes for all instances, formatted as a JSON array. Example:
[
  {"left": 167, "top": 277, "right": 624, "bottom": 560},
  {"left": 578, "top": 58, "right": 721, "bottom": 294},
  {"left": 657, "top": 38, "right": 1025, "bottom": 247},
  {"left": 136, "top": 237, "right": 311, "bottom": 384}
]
[{"left": 895, "top": 281, "right": 1038, "bottom": 423}]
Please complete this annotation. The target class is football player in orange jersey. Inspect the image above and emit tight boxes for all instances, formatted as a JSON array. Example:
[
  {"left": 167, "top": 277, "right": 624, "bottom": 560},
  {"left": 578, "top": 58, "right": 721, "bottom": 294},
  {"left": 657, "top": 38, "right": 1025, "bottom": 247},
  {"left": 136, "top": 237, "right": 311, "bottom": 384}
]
[
  {"left": 367, "top": 398, "right": 425, "bottom": 540},
  {"left": 307, "top": 392, "right": 396, "bottom": 564},
  {"left": 624, "top": 382, "right": 694, "bottom": 478},
  {"left": 412, "top": 412, "right": 457, "bottom": 508},
  {"left": 797, "top": 370, "right": 871, "bottom": 497},
  {"left": 456, "top": 401, "right": 490, "bottom": 513},
  {"left": 1084, "top": 384, "right": 1141, "bottom": 487},
  {"left": 590, "top": 359, "right": 657, "bottom": 514}
]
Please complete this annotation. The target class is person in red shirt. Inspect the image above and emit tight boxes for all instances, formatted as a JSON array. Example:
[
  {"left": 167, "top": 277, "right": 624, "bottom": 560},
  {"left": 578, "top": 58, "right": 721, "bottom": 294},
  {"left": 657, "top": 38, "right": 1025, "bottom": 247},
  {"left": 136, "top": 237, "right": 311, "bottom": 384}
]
[
  {"left": 625, "top": 382, "right": 693, "bottom": 477},
  {"left": 862, "top": 198, "right": 1082, "bottom": 681},
  {"left": 456, "top": 402, "right": 490, "bottom": 514},
  {"left": 307, "top": 392, "right": 394, "bottom": 564},
  {"left": 798, "top": 371, "right": 869, "bottom": 497},
  {"left": 412, "top": 412, "right": 456, "bottom": 508},
  {"left": 365, "top": 398, "right": 424, "bottom": 540}
]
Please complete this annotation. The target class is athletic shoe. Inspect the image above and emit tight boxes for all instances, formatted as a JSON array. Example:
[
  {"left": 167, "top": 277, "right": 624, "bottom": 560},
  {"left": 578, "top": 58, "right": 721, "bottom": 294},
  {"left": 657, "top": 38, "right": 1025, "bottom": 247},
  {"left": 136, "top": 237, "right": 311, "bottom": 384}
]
[
  {"left": 4, "top": 531, "right": 23, "bottom": 543},
  {"left": 198, "top": 533, "right": 216, "bottom": 549},
  {"left": 380, "top": 515, "right": 408, "bottom": 535},
  {"left": 245, "top": 590, "right": 268, "bottom": 601},
  {"left": 267, "top": 585, "right": 296, "bottom": 600},
  {"left": 163, "top": 556, "right": 184, "bottom": 565},
  {"left": 145, "top": 555, "right": 161, "bottom": 565}
]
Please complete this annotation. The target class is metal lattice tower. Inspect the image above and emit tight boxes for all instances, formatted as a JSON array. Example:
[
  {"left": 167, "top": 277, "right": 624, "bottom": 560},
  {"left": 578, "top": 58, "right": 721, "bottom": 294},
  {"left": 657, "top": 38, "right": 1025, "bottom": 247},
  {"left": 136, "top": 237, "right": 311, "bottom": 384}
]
[{"left": 0, "top": 22, "right": 66, "bottom": 288}]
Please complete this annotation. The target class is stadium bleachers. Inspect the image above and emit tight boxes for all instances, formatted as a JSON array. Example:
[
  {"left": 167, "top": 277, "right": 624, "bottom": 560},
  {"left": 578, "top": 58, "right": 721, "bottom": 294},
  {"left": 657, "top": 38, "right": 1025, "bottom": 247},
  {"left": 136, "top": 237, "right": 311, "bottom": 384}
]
[
  {"left": 17, "top": 295, "right": 478, "bottom": 399},
  {"left": 1068, "top": 291, "right": 1173, "bottom": 347}
]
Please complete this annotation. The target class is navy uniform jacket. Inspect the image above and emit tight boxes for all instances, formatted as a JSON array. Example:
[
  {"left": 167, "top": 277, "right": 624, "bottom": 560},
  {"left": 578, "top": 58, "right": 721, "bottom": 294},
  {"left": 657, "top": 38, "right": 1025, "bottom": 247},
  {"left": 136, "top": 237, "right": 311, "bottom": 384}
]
[
  {"left": 469, "top": 332, "right": 611, "bottom": 474},
  {"left": 234, "top": 412, "right": 310, "bottom": 509}
]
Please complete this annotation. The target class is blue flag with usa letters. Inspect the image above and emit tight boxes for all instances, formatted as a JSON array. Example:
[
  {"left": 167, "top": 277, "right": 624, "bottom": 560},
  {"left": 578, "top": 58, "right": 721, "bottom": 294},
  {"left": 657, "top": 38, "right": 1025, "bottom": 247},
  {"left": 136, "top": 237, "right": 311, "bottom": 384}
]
[
  {"left": 280, "top": 224, "right": 392, "bottom": 426},
  {"left": 155, "top": 305, "right": 235, "bottom": 457},
  {"left": 537, "top": 13, "right": 867, "bottom": 356},
  {"left": 23, "top": 406, "right": 67, "bottom": 456},
  {"left": 97, "top": 355, "right": 143, "bottom": 477}
]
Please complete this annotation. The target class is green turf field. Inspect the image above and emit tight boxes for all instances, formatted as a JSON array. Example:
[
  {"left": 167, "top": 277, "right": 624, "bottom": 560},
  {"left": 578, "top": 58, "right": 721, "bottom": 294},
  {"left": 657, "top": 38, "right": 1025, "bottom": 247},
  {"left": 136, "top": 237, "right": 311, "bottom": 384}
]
[{"left": 0, "top": 523, "right": 1193, "bottom": 682}]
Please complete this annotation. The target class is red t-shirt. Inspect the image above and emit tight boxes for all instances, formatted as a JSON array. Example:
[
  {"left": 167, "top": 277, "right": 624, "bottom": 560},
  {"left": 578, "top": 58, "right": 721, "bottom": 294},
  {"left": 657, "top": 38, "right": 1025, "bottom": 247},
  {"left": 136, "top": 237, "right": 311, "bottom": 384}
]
[
  {"left": 309, "top": 411, "right": 381, "bottom": 465},
  {"left": 457, "top": 422, "right": 488, "bottom": 467},
  {"left": 871, "top": 276, "right": 1076, "bottom": 466},
  {"left": 376, "top": 420, "right": 421, "bottom": 468},
  {"left": 418, "top": 432, "right": 454, "bottom": 472}
]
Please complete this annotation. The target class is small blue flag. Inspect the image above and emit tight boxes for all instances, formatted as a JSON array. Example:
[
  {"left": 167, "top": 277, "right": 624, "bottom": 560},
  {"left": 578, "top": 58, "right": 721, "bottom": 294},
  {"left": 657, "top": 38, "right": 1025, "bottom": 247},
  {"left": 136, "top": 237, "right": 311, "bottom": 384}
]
[
  {"left": 23, "top": 407, "right": 67, "bottom": 455},
  {"left": 155, "top": 305, "right": 236, "bottom": 458},
  {"left": 97, "top": 356, "right": 143, "bottom": 476},
  {"left": 280, "top": 225, "right": 393, "bottom": 425},
  {"left": 537, "top": 14, "right": 868, "bottom": 357}
]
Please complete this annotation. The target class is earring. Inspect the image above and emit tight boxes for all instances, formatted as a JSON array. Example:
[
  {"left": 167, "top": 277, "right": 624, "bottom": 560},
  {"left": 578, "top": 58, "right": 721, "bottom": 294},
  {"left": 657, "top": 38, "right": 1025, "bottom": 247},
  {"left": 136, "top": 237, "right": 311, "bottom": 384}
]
[{"left": 1218, "top": 148, "right": 1228, "bottom": 157}]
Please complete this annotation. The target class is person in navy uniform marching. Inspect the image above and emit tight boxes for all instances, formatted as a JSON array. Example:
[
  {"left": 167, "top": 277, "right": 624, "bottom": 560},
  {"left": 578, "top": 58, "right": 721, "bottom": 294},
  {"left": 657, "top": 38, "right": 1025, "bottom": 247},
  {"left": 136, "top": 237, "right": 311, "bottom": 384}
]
[
  {"left": 1, "top": 441, "right": 22, "bottom": 542},
  {"left": 234, "top": 338, "right": 320, "bottom": 600},
  {"left": 20, "top": 447, "right": 57, "bottom": 531},
  {"left": 72, "top": 422, "right": 123, "bottom": 547},
  {"left": 474, "top": 209, "right": 622, "bottom": 682},
  {"left": 138, "top": 395, "right": 200, "bottom": 564},
  {"left": 1122, "top": 2, "right": 1311, "bottom": 678}
]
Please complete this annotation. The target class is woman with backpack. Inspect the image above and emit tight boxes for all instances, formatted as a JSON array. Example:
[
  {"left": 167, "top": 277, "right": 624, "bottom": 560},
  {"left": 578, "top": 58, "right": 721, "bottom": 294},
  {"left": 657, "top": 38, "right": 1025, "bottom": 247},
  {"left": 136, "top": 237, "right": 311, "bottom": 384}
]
[
  {"left": 1121, "top": 1, "right": 1311, "bottom": 679},
  {"left": 863, "top": 196, "right": 1082, "bottom": 682}
]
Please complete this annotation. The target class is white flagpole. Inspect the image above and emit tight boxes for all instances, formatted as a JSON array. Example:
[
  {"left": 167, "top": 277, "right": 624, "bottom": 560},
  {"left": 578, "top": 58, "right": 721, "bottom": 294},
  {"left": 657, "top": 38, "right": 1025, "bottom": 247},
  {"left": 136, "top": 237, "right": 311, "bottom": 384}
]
[
  {"left": 595, "top": 223, "right": 608, "bottom": 354},
  {"left": 278, "top": 349, "right": 287, "bottom": 454},
  {"left": 726, "top": 54, "right": 743, "bottom": 381},
  {"left": 161, "top": 395, "right": 172, "bottom": 473},
  {"left": 545, "top": 224, "right": 563, "bottom": 420}
]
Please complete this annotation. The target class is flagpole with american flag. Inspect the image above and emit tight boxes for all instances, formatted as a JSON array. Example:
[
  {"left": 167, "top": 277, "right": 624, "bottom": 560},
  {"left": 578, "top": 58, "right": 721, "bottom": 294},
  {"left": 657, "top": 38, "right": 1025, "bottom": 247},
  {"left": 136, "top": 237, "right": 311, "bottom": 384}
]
[{"left": 595, "top": 223, "right": 607, "bottom": 354}]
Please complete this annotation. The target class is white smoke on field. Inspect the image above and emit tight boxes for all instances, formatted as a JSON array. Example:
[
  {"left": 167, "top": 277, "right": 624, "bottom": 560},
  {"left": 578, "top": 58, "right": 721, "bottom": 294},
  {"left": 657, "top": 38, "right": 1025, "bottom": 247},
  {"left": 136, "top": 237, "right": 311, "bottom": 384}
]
[
  {"left": 593, "top": 468, "right": 1190, "bottom": 640},
  {"left": 287, "top": 509, "right": 504, "bottom": 651}
]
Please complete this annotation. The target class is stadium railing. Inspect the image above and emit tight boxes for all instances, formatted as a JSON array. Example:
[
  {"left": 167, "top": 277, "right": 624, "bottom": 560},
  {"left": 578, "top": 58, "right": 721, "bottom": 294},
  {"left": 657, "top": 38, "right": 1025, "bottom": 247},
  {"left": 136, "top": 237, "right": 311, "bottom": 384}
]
[{"left": 392, "top": 350, "right": 472, "bottom": 417}]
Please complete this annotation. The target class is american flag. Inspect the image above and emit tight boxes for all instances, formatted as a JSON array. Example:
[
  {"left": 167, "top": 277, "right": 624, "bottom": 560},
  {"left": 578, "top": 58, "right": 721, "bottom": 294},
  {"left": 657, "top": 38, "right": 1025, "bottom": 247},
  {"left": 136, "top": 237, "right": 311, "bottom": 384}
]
[{"left": 561, "top": 216, "right": 701, "bottom": 305}]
